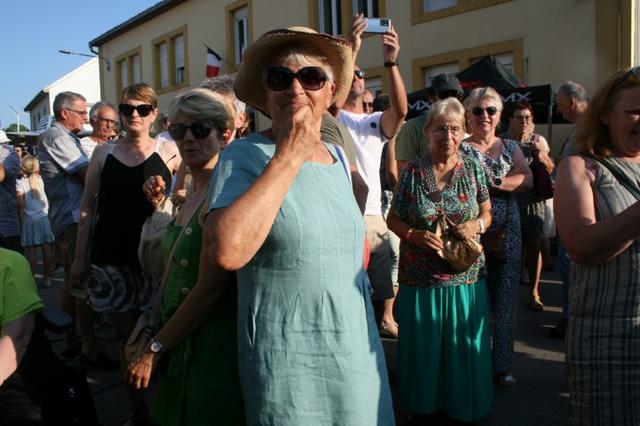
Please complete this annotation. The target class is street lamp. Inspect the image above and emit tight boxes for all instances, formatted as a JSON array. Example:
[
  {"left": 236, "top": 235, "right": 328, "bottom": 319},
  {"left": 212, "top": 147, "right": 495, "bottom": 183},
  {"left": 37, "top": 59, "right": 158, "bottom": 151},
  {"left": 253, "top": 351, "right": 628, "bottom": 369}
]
[
  {"left": 9, "top": 106, "right": 21, "bottom": 133},
  {"left": 59, "top": 49, "right": 111, "bottom": 71}
]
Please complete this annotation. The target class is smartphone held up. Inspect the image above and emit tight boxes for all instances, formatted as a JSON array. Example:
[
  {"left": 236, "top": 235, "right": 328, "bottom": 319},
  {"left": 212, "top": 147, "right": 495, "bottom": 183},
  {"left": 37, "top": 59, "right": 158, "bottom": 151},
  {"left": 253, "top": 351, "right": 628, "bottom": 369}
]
[{"left": 364, "top": 18, "right": 391, "bottom": 33}]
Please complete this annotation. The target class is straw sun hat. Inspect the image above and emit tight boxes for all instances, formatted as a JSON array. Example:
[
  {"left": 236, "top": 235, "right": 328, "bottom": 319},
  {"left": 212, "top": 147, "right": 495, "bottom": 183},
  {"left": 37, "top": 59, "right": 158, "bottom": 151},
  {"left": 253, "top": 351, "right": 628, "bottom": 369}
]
[{"left": 234, "top": 26, "right": 354, "bottom": 116}]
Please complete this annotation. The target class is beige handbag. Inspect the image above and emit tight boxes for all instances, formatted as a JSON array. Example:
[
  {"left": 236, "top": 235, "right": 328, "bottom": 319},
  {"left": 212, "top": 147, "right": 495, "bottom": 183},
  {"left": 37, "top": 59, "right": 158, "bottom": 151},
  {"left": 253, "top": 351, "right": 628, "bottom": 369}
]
[{"left": 434, "top": 212, "right": 483, "bottom": 273}]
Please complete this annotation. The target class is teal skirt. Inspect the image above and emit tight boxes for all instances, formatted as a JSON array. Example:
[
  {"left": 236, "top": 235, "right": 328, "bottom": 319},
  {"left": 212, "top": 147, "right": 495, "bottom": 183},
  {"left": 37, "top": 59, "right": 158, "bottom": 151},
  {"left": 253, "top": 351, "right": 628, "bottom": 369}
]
[{"left": 397, "top": 279, "right": 493, "bottom": 422}]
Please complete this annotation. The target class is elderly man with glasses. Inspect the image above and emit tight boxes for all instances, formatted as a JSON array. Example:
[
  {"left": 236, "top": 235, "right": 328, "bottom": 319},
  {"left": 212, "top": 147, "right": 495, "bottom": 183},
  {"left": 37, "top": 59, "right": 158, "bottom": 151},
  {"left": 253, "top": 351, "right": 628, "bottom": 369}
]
[
  {"left": 79, "top": 101, "right": 119, "bottom": 158},
  {"left": 37, "top": 91, "right": 115, "bottom": 370}
]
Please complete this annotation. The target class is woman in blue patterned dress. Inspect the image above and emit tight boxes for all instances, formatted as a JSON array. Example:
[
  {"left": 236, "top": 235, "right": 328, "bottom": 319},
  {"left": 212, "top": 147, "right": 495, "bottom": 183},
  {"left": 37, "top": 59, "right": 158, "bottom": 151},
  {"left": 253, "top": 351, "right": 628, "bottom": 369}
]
[
  {"left": 204, "top": 27, "right": 394, "bottom": 425},
  {"left": 460, "top": 87, "right": 532, "bottom": 390},
  {"left": 387, "top": 98, "right": 493, "bottom": 423},
  {"left": 555, "top": 68, "right": 640, "bottom": 425}
]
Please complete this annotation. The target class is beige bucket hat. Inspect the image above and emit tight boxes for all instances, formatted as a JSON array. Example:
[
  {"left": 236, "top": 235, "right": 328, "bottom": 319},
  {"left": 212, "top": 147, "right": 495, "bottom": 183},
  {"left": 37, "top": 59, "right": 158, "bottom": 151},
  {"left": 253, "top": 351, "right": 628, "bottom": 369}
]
[{"left": 234, "top": 26, "right": 354, "bottom": 116}]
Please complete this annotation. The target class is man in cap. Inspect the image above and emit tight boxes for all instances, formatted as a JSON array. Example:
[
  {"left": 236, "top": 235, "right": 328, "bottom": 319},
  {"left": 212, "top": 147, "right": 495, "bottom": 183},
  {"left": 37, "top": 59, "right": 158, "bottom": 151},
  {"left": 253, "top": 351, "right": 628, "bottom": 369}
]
[
  {"left": 395, "top": 73, "right": 464, "bottom": 171},
  {"left": 0, "top": 130, "right": 21, "bottom": 252}
]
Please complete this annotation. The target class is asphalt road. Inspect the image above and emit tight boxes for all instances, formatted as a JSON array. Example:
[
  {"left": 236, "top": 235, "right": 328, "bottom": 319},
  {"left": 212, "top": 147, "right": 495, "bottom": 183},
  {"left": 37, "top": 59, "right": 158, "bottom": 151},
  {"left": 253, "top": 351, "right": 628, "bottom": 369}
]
[{"left": 37, "top": 265, "right": 569, "bottom": 426}]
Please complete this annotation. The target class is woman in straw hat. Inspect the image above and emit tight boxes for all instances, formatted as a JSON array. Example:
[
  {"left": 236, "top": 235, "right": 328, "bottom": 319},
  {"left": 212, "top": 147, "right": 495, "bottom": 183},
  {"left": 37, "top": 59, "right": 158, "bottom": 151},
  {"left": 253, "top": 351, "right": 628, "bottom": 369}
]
[{"left": 205, "top": 27, "right": 395, "bottom": 425}]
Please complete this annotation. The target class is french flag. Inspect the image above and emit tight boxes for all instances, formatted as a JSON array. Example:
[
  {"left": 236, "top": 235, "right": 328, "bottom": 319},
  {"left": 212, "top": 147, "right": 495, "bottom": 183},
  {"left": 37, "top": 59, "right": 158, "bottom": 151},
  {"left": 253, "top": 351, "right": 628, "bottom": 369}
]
[{"left": 206, "top": 47, "right": 222, "bottom": 78}]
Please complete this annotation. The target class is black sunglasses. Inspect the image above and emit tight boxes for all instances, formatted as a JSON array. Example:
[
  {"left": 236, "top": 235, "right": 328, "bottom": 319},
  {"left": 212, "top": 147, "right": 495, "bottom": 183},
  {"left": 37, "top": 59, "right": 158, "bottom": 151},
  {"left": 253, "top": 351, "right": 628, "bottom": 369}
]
[
  {"left": 168, "top": 122, "right": 214, "bottom": 140},
  {"left": 265, "top": 66, "right": 328, "bottom": 91},
  {"left": 119, "top": 103, "right": 155, "bottom": 117},
  {"left": 354, "top": 69, "right": 365, "bottom": 79},
  {"left": 471, "top": 106, "right": 498, "bottom": 117}
]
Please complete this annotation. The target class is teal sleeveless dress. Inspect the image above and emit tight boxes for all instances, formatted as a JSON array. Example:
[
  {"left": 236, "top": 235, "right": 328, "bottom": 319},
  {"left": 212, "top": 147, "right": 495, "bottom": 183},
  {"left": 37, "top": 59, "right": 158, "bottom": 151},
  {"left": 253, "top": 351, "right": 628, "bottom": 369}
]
[
  {"left": 150, "top": 203, "right": 244, "bottom": 426},
  {"left": 209, "top": 133, "right": 395, "bottom": 425}
]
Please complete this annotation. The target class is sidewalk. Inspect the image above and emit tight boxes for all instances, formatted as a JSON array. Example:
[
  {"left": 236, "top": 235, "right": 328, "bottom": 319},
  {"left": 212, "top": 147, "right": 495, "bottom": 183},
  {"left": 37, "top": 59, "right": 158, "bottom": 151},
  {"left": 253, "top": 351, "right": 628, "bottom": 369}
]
[{"left": 37, "top": 267, "right": 569, "bottom": 425}]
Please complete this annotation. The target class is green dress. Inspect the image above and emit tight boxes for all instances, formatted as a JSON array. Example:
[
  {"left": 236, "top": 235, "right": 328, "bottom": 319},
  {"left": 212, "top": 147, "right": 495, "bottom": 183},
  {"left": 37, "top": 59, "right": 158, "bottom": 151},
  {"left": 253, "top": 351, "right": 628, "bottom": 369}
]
[
  {"left": 150, "top": 204, "right": 244, "bottom": 426},
  {"left": 209, "top": 134, "right": 395, "bottom": 425}
]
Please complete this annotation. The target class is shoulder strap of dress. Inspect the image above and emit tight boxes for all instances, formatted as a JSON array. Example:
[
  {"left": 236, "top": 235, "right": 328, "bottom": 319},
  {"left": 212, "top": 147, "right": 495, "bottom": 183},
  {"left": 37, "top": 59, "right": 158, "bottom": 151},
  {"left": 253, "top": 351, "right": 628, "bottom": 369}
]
[{"left": 582, "top": 153, "right": 640, "bottom": 200}]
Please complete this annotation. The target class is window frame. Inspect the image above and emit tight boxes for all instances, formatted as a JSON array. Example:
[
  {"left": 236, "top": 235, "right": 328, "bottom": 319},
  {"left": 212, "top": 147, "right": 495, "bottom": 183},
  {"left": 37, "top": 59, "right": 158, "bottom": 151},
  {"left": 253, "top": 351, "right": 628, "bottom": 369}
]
[
  {"left": 152, "top": 25, "right": 190, "bottom": 94},
  {"left": 411, "top": 0, "right": 512, "bottom": 25},
  {"left": 226, "top": 0, "right": 253, "bottom": 69},
  {"left": 411, "top": 39, "right": 524, "bottom": 91},
  {"left": 114, "top": 47, "right": 142, "bottom": 95},
  {"left": 308, "top": 0, "right": 385, "bottom": 36}
]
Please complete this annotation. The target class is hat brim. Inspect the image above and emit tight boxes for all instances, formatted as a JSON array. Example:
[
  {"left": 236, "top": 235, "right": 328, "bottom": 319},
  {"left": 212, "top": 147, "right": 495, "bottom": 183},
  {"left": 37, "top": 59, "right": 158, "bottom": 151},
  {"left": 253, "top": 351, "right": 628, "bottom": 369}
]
[{"left": 235, "top": 28, "right": 354, "bottom": 117}]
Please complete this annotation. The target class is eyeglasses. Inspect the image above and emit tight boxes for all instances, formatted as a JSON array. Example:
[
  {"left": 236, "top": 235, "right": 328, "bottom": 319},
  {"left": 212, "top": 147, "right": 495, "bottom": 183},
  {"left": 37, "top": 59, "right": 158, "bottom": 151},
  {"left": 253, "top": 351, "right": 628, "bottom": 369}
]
[
  {"left": 354, "top": 69, "right": 365, "bottom": 79},
  {"left": 98, "top": 116, "right": 119, "bottom": 126},
  {"left": 471, "top": 106, "right": 499, "bottom": 117},
  {"left": 265, "top": 66, "right": 329, "bottom": 91},
  {"left": 513, "top": 114, "right": 533, "bottom": 121},
  {"left": 65, "top": 108, "right": 88, "bottom": 117},
  {"left": 118, "top": 103, "right": 155, "bottom": 117},
  {"left": 168, "top": 122, "right": 214, "bottom": 140},
  {"left": 610, "top": 66, "right": 640, "bottom": 93},
  {"left": 432, "top": 125, "right": 463, "bottom": 137},
  {"left": 363, "top": 101, "right": 373, "bottom": 109}
]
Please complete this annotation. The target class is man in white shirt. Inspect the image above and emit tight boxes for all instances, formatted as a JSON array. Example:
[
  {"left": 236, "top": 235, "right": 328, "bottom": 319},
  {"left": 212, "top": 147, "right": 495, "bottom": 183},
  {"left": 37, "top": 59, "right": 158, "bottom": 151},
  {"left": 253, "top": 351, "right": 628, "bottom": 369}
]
[
  {"left": 79, "top": 101, "right": 118, "bottom": 158},
  {"left": 338, "top": 14, "right": 408, "bottom": 335}
]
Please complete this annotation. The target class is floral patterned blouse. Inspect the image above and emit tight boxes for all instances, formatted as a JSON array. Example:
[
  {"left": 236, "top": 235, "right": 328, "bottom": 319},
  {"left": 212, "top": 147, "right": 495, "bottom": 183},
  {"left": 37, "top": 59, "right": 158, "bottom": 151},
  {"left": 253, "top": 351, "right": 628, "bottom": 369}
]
[
  {"left": 460, "top": 138, "right": 519, "bottom": 186},
  {"left": 392, "top": 154, "right": 490, "bottom": 288}
]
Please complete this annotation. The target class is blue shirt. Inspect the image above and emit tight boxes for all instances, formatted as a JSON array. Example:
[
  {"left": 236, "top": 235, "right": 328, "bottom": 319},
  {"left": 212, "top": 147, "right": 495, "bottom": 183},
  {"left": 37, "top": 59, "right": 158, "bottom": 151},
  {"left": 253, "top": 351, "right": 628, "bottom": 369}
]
[
  {"left": 0, "top": 144, "right": 20, "bottom": 238},
  {"left": 37, "top": 122, "right": 89, "bottom": 237}
]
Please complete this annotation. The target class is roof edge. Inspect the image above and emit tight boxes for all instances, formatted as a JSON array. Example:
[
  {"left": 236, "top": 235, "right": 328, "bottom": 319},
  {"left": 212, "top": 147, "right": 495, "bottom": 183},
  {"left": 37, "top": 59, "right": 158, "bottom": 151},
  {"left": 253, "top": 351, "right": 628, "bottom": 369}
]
[
  {"left": 24, "top": 91, "right": 47, "bottom": 112},
  {"left": 89, "top": 0, "right": 188, "bottom": 48}
]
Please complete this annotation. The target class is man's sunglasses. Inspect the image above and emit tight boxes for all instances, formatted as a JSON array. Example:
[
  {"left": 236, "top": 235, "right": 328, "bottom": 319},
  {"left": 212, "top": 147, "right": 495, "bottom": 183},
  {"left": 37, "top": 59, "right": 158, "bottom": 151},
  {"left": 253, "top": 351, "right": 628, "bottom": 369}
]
[
  {"left": 119, "top": 103, "right": 155, "bottom": 117},
  {"left": 471, "top": 106, "right": 499, "bottom": 117},
  {"left": 168, "top": 122, "right": 214, "bottom": 140},
  {"left": 265, "top": 66, "right": 328, "bottom": 91},
  {"left": 354, "top": 69, "right": 365, "bottom": 79}
]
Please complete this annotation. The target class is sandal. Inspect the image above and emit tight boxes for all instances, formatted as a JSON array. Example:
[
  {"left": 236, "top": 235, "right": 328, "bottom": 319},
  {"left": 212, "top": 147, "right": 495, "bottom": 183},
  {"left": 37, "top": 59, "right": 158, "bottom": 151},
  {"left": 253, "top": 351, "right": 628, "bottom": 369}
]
[
  {"left": 380, "top": 321, "right": 398, "bottom": 339},
  {"left": 495, "top": 372, "right": 517, "bottom": 391},
  {"left": 530, "top": 295, "right": 544, "bottom": 311}
]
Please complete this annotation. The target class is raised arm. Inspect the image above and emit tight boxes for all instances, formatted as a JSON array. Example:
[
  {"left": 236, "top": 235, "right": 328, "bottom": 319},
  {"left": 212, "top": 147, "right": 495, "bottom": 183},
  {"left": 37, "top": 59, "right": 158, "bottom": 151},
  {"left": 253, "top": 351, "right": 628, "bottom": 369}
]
[
  {"left": 379, "top": 25, "right": 407, "bottom": 139},
  {"left": 555, "top": 156, "right": 640, "bottom": 264}
]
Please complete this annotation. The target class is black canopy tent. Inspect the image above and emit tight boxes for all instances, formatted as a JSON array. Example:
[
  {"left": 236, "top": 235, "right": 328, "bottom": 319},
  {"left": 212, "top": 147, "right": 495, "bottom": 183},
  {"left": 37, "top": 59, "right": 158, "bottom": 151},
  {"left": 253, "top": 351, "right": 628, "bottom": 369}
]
[{"left": 406, "top": 55, "right": 565, "bottom": 141}]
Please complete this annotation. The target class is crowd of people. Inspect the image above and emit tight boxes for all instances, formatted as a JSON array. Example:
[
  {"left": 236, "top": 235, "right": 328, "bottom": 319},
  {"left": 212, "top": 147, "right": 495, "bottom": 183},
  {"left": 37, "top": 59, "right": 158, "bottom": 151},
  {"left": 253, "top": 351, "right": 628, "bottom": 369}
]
[{"left": 0, "top": 13, "right": 639, "bottom": 426}]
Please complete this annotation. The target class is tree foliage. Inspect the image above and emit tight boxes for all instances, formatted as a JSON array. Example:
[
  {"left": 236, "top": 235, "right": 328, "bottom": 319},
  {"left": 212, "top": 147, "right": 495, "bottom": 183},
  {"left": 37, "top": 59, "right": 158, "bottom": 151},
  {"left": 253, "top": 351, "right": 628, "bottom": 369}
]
[{"left": 4, "top": 123, "right": 30, "bottom": 132}]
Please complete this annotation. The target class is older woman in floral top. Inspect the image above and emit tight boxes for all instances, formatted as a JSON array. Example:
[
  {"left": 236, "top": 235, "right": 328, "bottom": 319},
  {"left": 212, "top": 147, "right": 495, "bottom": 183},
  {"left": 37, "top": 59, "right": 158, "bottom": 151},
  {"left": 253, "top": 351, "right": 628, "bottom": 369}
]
[{"left": 387, "top": 98, "right": 493, "bottom": 424}]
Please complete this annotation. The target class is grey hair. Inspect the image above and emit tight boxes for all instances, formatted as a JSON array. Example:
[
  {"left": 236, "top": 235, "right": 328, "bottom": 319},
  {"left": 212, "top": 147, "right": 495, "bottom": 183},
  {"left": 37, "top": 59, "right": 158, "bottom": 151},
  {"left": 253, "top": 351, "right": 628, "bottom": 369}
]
[
  {"left": 53, "top": 91, "right": 86, "bottom": 120},
  {"left": 88, "top": 101, "right": 117, "bottom": 125},
  {"left": 558, "top": 80, "right": 589, "bottom": 103},
  {"left": 200, "top": 75, "right": 246, "bottom": 114},
  {"left": 424, "top": 97, "right": 466, "bottom": 130},
  {"left": 168, "top": 88, "right": 234, "bottom": 137},
  {"left": 463, "top": 86, "right": 503, "bottom": 111}
]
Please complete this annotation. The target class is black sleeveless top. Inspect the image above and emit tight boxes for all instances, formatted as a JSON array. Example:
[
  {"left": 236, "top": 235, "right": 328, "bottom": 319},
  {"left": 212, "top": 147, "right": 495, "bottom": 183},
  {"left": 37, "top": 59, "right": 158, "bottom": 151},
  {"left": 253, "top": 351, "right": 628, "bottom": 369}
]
[{"left": 91, "top": 152, "right": 172, "bottom": 268}]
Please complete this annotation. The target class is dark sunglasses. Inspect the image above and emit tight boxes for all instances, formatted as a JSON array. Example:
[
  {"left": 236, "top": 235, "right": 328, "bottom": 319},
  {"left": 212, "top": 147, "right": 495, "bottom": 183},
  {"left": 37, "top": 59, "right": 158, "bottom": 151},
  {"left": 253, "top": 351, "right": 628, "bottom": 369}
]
[
  {"left": 265, "top": 66, "right": 328, "bottom": 91},
  {"left": 118, "top": 103, "right": 155, "bottom": 117},
  {"left": 354, "top": 69, "right": 365, "bottom": 79},
  {"left": 363, "top": 101, "right": 374, "bottom": 109},
  {"left": 611, "top": 66, "right": 640, "bottom": 93},
  {"left": 471, "top": 106, "right": 498, "bottom": 117},
  {"left": 168, "top": 122, "right": 214, "bottom": 140}
]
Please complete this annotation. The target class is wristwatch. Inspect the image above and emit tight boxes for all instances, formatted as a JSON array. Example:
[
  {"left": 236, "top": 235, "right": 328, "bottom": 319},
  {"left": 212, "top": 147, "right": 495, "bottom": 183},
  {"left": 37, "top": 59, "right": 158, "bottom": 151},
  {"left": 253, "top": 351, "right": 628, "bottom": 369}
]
[
  {"left": 150, "top": 338, "right": 163, "bottom": 354},
  {"left": 492, "top": 177, "right": 503, "bottom": 187},
  {"left": 477, "top": 218, "right": 485, "bottom": 234},
  {"left": 384, "top": 61, "right": 398, "bottom": 68}
]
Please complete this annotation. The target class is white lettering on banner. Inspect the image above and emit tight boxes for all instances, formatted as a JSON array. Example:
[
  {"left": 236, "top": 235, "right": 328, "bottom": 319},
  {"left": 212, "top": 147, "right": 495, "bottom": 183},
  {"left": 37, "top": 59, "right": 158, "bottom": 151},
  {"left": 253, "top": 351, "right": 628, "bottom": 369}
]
[
  {"left": 502, "top": 91, "right": 532, "bottom": 103},
  {"left": 409, "top": 100, "right": 430, "bottom": 111}
]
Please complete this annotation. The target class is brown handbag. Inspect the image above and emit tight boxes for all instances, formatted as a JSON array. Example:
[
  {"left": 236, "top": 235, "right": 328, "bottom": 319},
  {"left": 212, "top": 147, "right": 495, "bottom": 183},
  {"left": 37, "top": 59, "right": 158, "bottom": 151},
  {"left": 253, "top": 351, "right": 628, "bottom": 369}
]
[
  {"left": 434, "top": 212, "right": 483, "bottom": 273},
  {"left": 480, "top": 198, "right": 510, "bottom": 263}
]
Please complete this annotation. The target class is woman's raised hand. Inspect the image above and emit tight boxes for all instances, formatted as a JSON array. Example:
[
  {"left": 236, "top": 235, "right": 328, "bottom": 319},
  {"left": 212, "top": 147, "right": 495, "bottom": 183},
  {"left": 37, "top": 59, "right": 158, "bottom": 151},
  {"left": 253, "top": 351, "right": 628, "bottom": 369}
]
[{"left": 274, "top": 106, "right": 321, "bottom": 165}]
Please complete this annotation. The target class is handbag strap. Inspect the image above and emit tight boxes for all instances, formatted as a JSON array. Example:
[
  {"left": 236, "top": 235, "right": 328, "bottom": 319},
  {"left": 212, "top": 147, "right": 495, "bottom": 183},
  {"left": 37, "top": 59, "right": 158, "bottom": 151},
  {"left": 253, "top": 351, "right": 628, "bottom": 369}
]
[
  {"left": 147, "top": 193, "right": 207, "bottom": 329},
  {"left": 582, "top": 153, "right": 640, "bottom": 200}
]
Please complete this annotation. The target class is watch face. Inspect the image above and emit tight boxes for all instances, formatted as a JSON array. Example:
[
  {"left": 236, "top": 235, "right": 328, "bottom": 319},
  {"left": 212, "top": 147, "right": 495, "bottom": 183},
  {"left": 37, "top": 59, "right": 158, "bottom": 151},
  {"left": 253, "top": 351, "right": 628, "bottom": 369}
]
[
  {"left": 493, "top": 177, "right": 503, "bottom": 186},
  {"left": 150, "top": 340, "right": 162, "bottom": 353}
]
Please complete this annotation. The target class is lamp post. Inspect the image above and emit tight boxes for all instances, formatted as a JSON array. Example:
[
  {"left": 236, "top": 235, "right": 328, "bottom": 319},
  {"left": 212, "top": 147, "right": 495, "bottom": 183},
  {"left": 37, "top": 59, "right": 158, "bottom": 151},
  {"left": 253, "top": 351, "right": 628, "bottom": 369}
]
[
  {"left": 9, "top": 106, "right": 20, "bottom": 133},
  {"left": 59, "top": 49, "right": 111, "bottom": 71}
]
